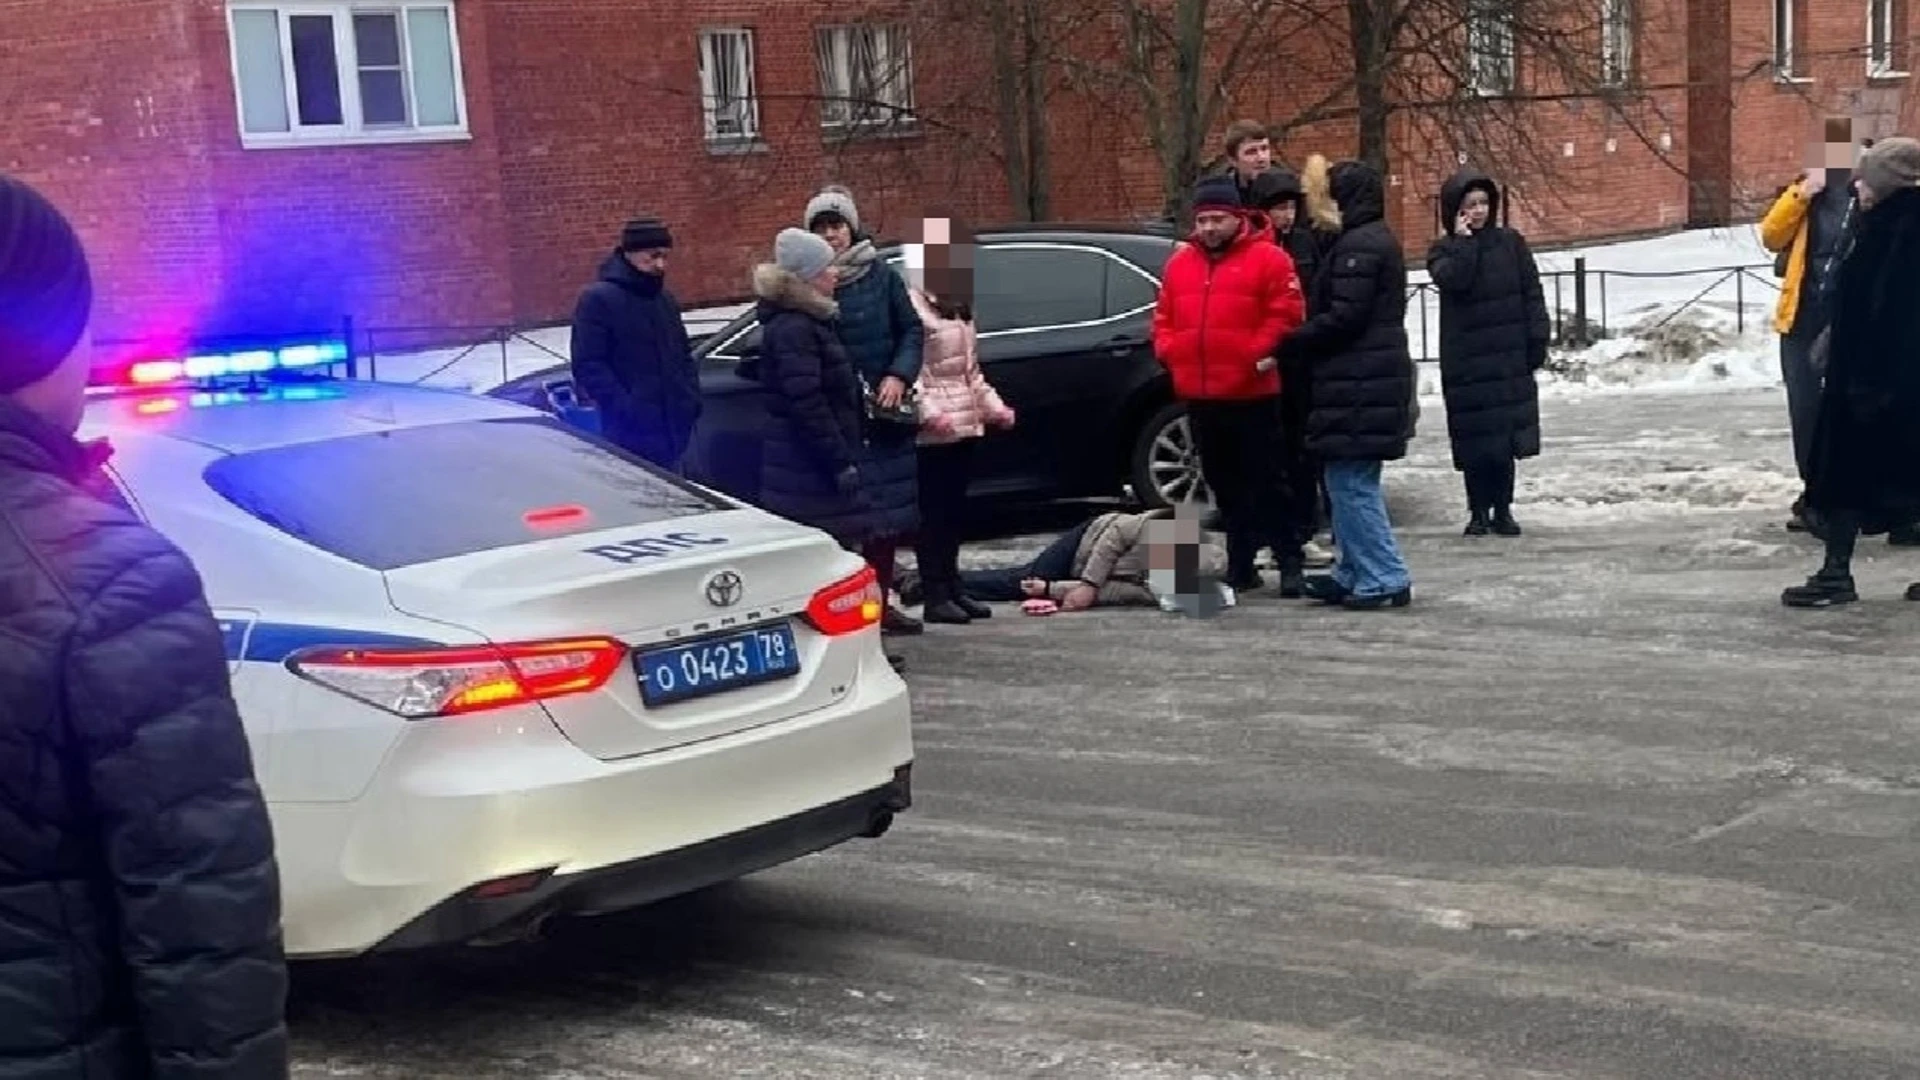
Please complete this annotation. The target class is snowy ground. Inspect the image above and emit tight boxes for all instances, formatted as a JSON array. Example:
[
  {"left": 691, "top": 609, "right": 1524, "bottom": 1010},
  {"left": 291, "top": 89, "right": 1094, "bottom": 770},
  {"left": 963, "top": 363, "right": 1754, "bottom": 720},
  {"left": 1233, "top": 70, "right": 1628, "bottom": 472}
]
[
  {"left": 289, "top": 387, "right": 1920, "bottom": 1079},
  {"left": 358, "top": 225, "right": 1782, "bottom": 399}
]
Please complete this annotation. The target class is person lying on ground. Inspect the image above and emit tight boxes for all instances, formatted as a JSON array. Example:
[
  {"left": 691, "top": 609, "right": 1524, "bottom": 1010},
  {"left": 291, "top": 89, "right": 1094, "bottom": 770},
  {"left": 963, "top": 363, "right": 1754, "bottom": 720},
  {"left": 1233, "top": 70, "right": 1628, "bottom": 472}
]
[{"left": 898, "top": 508, "right": 1225, "bottom": 612}]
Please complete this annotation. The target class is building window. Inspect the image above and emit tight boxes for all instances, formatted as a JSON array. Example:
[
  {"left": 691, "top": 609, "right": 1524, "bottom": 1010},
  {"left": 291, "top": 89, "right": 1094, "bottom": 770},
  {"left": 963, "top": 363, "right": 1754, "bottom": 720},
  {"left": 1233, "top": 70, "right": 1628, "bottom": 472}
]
[
  {"left": 697, "top": 28, "right": 761, "bottom": 144},
  {"left": 226, "top": 2, "right": 467, "bottom": 147},
  {"left": 1869, "top": 0, "right": 1911, "bottom": 77},
  {"left": 814, "top": 24, "right": 916, "bottom": 132},
  {"left": 1466, "top": 0, "right": 1516, "bottom": 95},
  {"left": 1600, "top": 0, "right": 1635, "bottom": 86},
  {"left": 1772, "top": 0, "right": 1810, "bottom": 79}
]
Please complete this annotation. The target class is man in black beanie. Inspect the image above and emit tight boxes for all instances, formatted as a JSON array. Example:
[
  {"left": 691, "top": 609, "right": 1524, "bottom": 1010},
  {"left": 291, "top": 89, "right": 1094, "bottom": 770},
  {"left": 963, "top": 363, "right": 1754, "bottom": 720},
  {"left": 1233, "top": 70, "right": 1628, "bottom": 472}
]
[
  {"left": 0, "top": 173, "right": 289, "bottom": 1076},
  {"left": 570, "top": 214, "right": 702, "bottom": 471}
]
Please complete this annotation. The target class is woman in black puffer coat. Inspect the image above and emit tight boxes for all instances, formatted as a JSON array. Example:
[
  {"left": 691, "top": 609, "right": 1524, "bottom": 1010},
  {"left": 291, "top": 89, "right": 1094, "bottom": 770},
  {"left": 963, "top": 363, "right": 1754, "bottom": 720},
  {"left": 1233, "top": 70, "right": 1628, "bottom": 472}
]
[
  {"left": 1278, "top": 159, "right": 1417, "bottom": 609},
  {"left": 804, "top": 186, "right": 926, "bottom": 635},
  {"left": 1426, "top": 168, "right": 1551, "bottom": 537}
]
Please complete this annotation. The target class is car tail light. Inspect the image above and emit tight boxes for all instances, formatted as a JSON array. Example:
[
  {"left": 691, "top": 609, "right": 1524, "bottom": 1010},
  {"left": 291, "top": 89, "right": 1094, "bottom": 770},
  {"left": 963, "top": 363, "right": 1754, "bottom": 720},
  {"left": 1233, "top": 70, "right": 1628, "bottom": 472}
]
[
  {"left": 803, "top": 565, "right": 884, "bottom": 636},
  {"left": 288, "top": 637, "right": 629, "bottom": 719}
]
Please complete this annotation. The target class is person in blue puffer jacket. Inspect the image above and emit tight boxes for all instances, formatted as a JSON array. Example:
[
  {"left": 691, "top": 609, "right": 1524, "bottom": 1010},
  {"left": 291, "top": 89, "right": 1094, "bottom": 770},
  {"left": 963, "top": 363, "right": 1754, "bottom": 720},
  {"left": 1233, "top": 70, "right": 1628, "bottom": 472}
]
[{"left": 804, "top": 185, "right": 926, "bottom": 635}]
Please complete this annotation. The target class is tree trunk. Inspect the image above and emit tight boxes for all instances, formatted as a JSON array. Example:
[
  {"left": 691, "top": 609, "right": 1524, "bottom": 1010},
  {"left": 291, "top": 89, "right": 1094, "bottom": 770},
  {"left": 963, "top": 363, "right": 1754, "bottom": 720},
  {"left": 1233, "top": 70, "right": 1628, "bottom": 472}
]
[
  {"left": 986, "top": 0, "right": 1037, "bottom": 221},
  {"left": 1347, "top": 0, "right": 1392, "bottom": 175},
  {"left": 1019, "top": 0, "right": 1050, "bottom": 220}
]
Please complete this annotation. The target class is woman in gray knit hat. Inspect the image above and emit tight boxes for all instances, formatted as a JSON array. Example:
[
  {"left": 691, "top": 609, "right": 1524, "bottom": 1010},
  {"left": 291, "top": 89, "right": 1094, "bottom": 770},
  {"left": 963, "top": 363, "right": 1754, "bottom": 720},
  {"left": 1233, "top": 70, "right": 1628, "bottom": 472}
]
[{"left": 1782, "top": 136, "right": 1920, "bottom": 608}]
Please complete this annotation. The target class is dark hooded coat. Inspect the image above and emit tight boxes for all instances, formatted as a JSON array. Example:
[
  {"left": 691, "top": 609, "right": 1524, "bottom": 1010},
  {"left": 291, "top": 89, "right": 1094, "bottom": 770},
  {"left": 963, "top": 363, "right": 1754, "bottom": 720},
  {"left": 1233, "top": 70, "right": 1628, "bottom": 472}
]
[
  {"left": 568, "top": 252, "right": 702, "bottom": 470},
  {"left": 1425, "top": 169, "right": 1552, "bottom": 470},
  {"left": 1281, "top": 161, "right": 1417, "bottom": 461},
  {"left": 749, "top": 263, "right": 873, "bottom": 545},
  {"left": 828, "top": 241, "right": 924, "bottom": 540},
  {"left": 1804, "top": 186, "right": 1920, "bottom": 533}
]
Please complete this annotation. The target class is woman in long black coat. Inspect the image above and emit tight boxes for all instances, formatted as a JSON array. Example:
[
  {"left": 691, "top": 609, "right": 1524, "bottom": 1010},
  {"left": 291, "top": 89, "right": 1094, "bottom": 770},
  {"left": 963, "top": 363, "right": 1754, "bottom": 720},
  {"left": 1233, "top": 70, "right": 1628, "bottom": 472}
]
[
  {"left": 1782, "top": 137, "right": 1920, "bottom": 608},
  {"left": 1426, "top": 168, "right": 1552, "bottom": 537}
]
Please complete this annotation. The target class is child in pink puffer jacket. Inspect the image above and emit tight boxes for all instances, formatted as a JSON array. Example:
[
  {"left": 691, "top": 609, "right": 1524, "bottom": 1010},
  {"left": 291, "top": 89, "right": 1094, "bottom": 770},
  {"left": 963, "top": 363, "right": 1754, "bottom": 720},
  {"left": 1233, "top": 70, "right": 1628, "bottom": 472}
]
[{"left": 911, "top": 285, "right": 1014, "bottom": 624}]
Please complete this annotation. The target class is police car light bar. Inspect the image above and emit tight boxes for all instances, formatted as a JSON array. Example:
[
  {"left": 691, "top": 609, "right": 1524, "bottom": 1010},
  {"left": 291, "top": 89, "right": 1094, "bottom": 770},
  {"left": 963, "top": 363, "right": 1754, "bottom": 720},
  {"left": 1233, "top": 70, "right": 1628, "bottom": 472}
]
[{"left": 100, "top": 340, "right": 351, "bottom": 389}]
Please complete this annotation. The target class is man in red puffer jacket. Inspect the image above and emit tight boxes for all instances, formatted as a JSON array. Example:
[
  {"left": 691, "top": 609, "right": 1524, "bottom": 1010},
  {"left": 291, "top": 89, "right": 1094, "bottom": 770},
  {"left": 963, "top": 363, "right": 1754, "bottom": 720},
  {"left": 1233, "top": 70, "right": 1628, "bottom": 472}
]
[{"left": 1152, "top": 174, "right": 1308, "bottom": 595}]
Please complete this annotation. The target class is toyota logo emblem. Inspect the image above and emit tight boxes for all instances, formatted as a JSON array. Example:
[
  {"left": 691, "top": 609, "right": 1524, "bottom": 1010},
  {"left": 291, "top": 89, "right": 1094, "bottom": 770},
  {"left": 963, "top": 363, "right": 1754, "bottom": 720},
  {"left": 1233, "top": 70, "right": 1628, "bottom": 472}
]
[{"left": 704, "top": 570, "right": 744, "bottom": 607}]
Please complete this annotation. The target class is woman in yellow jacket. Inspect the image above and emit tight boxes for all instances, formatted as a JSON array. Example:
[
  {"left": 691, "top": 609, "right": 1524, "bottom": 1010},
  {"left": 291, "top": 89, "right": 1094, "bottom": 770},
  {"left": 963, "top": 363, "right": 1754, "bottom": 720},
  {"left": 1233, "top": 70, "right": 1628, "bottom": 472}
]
[{"left": 1760, "top": 158, "right": 1855, "bottom": 532}]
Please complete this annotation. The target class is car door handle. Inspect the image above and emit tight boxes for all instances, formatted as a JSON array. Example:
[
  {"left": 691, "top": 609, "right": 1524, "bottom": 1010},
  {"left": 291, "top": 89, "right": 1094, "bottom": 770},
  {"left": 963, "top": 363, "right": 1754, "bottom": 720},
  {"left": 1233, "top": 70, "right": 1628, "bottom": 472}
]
[{"left": 1104, "top": 335, "right": 1145, "bottom": 356}]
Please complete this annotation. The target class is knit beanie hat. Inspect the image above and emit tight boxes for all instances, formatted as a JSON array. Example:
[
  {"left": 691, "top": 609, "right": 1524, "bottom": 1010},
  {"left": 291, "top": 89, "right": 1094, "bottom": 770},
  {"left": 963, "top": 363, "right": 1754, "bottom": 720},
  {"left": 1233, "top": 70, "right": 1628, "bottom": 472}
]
[
  {"left": 1191, "top": 174, "right": 1243, "bottom": 214},
  {"left": 619, "top": 215, "right": 673, "bottom": 251},
  {"left": 0, "top": 174, "right": 92, "bottom": 394},
  {"left": 804, "top": 185, "right": 860, "bottom": 232},
  {"left": 1857, "top": 136, "right": 1920, "bottom": 200},
  {"left": 774, "top": 227, "right": 836, "bottom": 281}
]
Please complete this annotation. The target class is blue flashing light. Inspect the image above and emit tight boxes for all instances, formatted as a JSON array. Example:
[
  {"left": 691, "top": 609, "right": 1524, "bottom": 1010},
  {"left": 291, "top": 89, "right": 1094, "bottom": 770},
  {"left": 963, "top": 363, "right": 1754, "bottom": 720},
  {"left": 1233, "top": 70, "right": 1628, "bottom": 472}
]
[{"left": 103, "top": 340, "right": 351, "bottom": 389}]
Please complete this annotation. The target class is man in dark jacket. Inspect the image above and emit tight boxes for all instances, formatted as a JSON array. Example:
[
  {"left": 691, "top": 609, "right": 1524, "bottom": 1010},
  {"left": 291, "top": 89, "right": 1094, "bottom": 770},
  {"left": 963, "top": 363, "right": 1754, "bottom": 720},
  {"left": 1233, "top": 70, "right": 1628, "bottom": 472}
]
[
  {"left": 0, "top": 174, "right": 288, "bottom": 1077},
  {"left": 1152, "top": 174, "right": 1307, "bottom": 594},
  {"left": 1426, "top": 168, "right": 1552, "bottom": 536},
  {"left": 570, "top": 216, "right": 702, "bottom": 471},
  {"left": 1278, "top": 160, "right": 1417, "bottom": 610}
]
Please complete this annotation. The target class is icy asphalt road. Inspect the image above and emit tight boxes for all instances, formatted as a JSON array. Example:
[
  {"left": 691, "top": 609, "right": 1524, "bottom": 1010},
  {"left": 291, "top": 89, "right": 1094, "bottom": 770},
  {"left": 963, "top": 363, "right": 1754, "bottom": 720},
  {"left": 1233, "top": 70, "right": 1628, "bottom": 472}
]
[{"left": 290, "top": 387, "right": 1920, "bottom": 1079}]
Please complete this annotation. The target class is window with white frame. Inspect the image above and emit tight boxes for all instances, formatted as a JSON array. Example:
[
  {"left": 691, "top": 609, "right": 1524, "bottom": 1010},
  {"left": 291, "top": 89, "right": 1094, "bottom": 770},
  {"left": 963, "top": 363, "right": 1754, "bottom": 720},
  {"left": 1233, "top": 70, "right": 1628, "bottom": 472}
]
[
  {"left": 1772, "top": 0, "right": 1810, "bottom": 78},
  {"left": 226, "top": 2, "right": 466, "bottom": 145},
  {"left": 1466, "top": 0, "right": 1516, "bottom": 94},
  {"left": 1600, "top": 0, "right": 1635, "bottom": 86},
  {"left": 1869, "top": 0, "right": 1911, "bottom": 76},
  {"left": 697, "top": 28, "right": 762, "bottom": 143},
  {"left": 815, "top": 24, "right": 916, "bottom": 131}
]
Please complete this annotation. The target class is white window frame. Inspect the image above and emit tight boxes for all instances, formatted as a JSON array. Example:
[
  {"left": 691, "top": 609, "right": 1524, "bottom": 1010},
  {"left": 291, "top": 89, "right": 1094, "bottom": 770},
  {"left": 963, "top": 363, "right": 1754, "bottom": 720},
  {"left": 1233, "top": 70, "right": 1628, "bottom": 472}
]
[
  {"left": 814, "top": 23, "right": 917, "bottom": 133},
  {"left": 697, "top": 28, "right": 763, "bottom": 145},
  {"left": 1600, "top": 0, "right": 1635, "bottom": 86},
  {"left": 1868, "top": 0, "right": 1909, "bottom": 77},
  {"left": 225, "top": 0, "right": 470, "bottom": 149},
  {"left": 1772, "top": 0, "right": 1801, "bottom": 80},
  {"left": 1466, "top": 1, "right": 1517, "bottom": 96}
]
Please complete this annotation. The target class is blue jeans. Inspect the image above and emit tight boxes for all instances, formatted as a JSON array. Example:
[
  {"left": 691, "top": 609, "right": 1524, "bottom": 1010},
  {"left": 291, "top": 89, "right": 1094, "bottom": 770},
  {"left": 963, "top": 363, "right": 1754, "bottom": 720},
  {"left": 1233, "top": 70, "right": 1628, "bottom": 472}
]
[
  {"left": 958, "top": 519, "right": 1092, "bottom": 601},
  {"left": 1324, "top": 460, "right": 1411, "bottom": 598}
]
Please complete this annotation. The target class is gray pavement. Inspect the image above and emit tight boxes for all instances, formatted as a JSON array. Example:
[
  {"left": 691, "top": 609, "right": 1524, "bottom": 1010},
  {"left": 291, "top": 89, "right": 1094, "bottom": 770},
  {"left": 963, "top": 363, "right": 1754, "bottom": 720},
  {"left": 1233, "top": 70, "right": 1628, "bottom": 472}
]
[{"left": 290, "top": 388, "right": 1920, "bottom": 1079}]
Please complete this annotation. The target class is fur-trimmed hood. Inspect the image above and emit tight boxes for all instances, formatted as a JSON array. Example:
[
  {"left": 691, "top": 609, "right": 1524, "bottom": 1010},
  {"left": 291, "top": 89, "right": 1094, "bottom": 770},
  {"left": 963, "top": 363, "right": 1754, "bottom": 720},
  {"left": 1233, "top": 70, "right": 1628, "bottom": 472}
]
[
  {"left": 1300, "top": 153, "right": 1342, "bottom": 233},
  {"left": 752, "top": 263, "right": 839, "bottom": 320}
]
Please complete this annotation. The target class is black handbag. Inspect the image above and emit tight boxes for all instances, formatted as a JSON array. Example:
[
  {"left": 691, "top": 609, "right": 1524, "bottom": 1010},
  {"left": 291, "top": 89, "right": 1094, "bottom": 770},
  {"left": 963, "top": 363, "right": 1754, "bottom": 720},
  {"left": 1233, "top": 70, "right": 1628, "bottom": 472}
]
[{"left": 861, "top": 374, "right": 920, "bottom": 426}]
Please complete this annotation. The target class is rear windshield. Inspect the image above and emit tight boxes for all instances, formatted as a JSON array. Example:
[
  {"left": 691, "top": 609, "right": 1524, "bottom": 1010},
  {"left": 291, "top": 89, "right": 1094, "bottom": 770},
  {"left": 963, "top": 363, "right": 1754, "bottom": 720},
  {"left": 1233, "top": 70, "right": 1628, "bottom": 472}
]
[{"left": 202, "top": 416, "right": 727, "bottom": 570}]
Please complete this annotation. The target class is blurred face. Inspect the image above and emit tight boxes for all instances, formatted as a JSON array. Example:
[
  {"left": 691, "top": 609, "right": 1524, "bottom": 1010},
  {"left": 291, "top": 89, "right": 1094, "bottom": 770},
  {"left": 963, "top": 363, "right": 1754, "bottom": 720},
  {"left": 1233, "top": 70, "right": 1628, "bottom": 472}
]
[
  {"left": 1232, "top": 138, "right": 1272, "bottom": 178},
  {"left": 624, "top": 248, "right": 668, "bottom": 275},
  {"left": 1809, "top": 121, "right": 1857, "bottom": 186},
  {"left": 1462, "top": 188, "right": 1493, "bottom": 229},
  {"left": 1193, "top": 209, "right": 1241, "bottom": 249},
  {"left": 1269, "top": 200, "right": 1297, "bottom": 231},
  {"left": 812, "top": 219, "right": 854, "bottom": 253}
]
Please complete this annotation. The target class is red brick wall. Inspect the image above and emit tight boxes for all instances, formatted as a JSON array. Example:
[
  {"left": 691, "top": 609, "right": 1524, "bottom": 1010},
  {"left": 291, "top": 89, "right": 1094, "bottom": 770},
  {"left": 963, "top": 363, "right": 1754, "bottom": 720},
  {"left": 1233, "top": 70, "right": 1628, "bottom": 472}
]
[
  {"left": 1724, "top": 0, "right": 1919, "bottom": 214},
  {"left": 483, "top": 0, "right": 1010, "bottom": 324}
]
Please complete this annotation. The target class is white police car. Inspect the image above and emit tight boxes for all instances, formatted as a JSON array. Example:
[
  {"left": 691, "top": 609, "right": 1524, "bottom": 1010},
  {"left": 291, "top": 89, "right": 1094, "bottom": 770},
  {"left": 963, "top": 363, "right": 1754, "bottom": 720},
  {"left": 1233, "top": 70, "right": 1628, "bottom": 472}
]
[{"left": 81, "top": 343, "right": 913, "bottom": 958}]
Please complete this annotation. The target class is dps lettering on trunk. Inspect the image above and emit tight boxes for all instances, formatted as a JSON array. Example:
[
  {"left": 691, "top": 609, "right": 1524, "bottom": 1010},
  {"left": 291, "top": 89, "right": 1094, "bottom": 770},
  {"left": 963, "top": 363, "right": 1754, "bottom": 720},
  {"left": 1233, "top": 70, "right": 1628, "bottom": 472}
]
[{"left": 584, "top": 531, "right": 729, "bottom": 564}]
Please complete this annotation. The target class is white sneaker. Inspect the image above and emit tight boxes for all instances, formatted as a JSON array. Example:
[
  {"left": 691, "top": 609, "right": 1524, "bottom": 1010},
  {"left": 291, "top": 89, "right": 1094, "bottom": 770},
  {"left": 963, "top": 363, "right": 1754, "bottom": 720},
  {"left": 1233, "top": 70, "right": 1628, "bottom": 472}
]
[{"left": 1301, "top": 539, "right": 1335, "bottom": 568}]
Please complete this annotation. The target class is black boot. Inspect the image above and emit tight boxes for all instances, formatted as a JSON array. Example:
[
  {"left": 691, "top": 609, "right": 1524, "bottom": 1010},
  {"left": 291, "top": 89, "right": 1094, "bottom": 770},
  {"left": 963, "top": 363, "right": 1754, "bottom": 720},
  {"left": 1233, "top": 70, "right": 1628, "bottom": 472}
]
[
  {"left": 1341, "top": 587, "right": 1413, "bottom": 610},
  {"left": 882, "top": 605, "right": 925, "bottom": 635},
  {"left": 1276, "top": 566, "right": 1306, "bottom": 599},
  {"left": 1907, "top": 583, "right": 1920, "bottom": 602},
  {"left": 895, "top": 570, "right": 924, "bottom": 606},
  {"left": 1464, "top": 511, "right": 1491, "bottom": 537},
  {"left": 1491, "top": 507, "right": 1523, "bottom": 537},
  {"left": 1781, "top": 569, "right": 1858, "bottom": 608},
  {"left": 1301, "top": 575, "right": 1349, "bottom": 605},
  {"left": 920, "top": 583, "right": 972, "bottom": 625},
  {"left": 953, "top": 591, "right": 992, "bottom": 619}
]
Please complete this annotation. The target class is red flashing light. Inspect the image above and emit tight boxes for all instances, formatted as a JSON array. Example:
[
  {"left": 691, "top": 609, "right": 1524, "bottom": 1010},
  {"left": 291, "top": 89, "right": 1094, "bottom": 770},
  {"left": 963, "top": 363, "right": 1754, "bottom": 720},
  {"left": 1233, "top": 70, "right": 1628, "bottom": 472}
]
[
  {"left": 803, "top": 565, "right": 884, "bottom": 636},
  {"left": 523, "top": 504, "right": 590, "bottom": 529},
  {"left": 129, "top": 360, "right": 186, "bottom": 384},
  {"left": 135, "top": 398, "right": 182, "bottom": 416},
  {"left": 288, "top": 637, "right": 629, "bottom": 718}
]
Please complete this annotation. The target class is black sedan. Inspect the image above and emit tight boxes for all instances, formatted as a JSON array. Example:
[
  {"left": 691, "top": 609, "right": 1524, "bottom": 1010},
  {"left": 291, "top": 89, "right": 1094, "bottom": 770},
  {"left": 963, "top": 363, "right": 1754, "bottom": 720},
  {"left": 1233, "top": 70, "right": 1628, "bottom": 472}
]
[{"left": 489, "top": 224, "right": 1205, "bottom": 507}]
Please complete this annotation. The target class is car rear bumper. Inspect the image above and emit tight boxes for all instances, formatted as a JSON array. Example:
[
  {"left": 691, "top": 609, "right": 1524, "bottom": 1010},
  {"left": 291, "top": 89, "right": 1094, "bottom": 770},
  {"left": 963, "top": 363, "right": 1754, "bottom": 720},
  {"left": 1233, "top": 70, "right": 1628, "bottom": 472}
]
[
  {"left": 371, "top": 764, "right": 911, "bottom": 953},
  {"left": 271, "top": 657, "right": 911, "bottom": 958}
]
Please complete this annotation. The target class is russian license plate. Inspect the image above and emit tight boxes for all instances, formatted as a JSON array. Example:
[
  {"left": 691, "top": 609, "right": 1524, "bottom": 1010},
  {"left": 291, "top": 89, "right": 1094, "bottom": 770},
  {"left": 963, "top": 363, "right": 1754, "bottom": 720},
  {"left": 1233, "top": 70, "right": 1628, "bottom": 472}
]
[{"left": 637, "top": 623, "right": 800, "bottom": 706}]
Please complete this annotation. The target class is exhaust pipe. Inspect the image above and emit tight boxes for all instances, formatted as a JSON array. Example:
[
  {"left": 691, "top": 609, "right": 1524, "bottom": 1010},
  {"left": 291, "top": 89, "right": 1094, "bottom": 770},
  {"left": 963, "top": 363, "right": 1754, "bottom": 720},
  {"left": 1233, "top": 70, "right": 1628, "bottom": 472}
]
[{"left": 860, "top": 810, "right": 894, "bottom": 838}]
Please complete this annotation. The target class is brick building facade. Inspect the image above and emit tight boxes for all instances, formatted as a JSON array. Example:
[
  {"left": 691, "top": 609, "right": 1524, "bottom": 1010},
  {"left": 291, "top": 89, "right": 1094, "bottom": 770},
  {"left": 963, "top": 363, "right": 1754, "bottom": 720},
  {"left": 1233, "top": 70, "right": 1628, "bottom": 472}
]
[{"left": 2, "top": 0, "right": 1912, "bottom": 345}]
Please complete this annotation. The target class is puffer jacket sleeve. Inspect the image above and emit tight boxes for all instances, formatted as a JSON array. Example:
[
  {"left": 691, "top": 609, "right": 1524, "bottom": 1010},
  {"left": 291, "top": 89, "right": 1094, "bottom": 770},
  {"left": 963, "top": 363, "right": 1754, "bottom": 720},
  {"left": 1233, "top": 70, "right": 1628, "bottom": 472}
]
[
  {"left": 883, "top": 268, "right": 925, "bottom": 384},
  {"left": 960, "top": 323, "right": 1011, "bottom": 422},
  {"left": 1759, "top": 184, "right": 1810, "bottom": 254},
  {"left": 1287, "top": 245, "right": 1384, "bottom": 360},
  {"left": 1514, "top": 232, "right": 1551, "bottom": 345},
  {"left": 62, "top": 536, "right": 288, "bottom": 1079},
  {"left": 568, "top": 286, "right": 628, "bottom": 413},
  {"left": 1425, "top": 233, "right": 1480, "bottom": 293},
  {"left": 767, "top": 320, "right": 860, "bottom": 476}
]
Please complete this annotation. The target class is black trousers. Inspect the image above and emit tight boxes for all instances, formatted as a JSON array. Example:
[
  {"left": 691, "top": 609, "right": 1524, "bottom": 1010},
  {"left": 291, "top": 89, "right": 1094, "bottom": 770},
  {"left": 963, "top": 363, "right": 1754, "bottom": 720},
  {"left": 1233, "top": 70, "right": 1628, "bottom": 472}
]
[
  {"left": 1277, "top": 380, "right": 1324, "bottom": 541},
  {"left": 1462, "top": 458, "right": 1517, "bottom": 515},
  {"left": 914, "top": 440, "right": 975, "bottom": 595},
  {"left": 1189, "top": 398, "right": 1299, "bottom": 575}
]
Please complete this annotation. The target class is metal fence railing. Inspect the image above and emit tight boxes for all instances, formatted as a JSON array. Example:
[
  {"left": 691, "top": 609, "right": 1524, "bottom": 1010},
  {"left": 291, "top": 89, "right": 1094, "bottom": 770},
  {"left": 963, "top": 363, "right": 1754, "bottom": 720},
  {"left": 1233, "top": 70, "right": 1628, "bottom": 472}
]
[{"left": 93, "top": 260, "right": 1782, "bottom": 387}]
